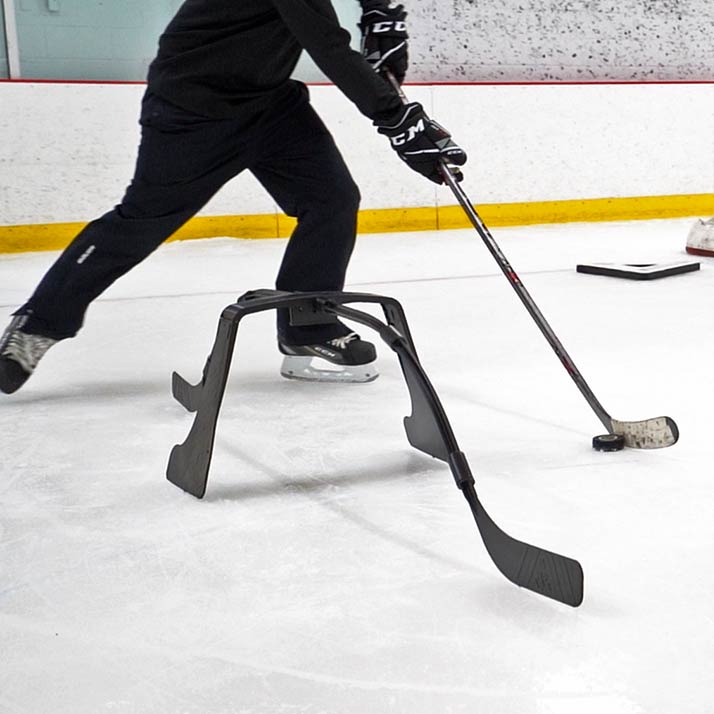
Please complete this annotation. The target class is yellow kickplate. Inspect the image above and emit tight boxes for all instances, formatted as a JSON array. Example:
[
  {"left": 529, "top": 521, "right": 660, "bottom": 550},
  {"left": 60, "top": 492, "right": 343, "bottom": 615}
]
[{"left": 1, "top": 194, "right": 712, "bottom": 254}]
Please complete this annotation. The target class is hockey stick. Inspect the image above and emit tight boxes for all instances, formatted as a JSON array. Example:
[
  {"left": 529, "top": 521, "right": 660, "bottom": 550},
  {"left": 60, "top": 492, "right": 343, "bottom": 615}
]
[
  {"left": 383, "top": 72, "right": 678, "bottom": 449},
  {"left": 324, "top": 300, "right": 583, "bottom": 607}
]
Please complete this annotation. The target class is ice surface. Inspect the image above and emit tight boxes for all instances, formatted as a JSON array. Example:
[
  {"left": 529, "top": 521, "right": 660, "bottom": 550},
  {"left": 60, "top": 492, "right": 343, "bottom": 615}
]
[{"left": 1, "top": 218, "right": 712, "bottom": 713}]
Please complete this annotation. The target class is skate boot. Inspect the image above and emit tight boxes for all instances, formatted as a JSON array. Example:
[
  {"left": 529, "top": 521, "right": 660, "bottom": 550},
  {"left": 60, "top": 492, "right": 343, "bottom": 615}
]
[
  {"left": 0, "top": 315, "right": 58, "bottom": 394},
  {"left": 686, "top": 217, "right": 714, "bottom": 257},
  {"left": 279, "top": 332, "right": 378, "bottom": 383}
]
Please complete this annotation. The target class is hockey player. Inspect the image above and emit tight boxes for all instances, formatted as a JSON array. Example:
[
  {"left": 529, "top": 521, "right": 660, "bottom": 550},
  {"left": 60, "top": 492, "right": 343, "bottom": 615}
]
[{"left": 0, "top": 0, "right": 466, "bottom": 394}]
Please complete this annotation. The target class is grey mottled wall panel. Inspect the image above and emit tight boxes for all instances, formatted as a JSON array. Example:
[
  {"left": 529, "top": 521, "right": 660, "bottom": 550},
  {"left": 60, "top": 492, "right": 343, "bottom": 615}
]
[{"left": 405, "top": 0, "right": 713, "bottom": 81}]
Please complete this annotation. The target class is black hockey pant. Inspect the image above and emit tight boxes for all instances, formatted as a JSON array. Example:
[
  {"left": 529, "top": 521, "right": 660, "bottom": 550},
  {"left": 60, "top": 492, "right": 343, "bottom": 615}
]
[{"left": 20, "top": 82, "right": 361, "bottom": 343}]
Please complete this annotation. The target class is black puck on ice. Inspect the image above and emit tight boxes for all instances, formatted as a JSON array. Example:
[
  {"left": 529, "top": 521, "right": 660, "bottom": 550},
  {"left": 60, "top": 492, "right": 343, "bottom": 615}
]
[{"left": 592, "top": 433, "right": 626, "bottom": 452}]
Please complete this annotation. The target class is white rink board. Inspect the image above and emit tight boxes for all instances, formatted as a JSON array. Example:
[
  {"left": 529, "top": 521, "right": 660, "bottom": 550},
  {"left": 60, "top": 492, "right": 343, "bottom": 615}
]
[{"left": 0, "top": 81, "right": 712, "bottom": 227}]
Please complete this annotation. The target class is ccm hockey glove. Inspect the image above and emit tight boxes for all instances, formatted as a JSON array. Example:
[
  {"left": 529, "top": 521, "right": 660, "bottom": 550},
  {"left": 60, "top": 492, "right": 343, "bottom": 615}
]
[
  {"left": 376, "top": 102, "right": 467, "bottom": 184},
  {"left": 359, "top": 4, "right": 409, "bottom": 84}
]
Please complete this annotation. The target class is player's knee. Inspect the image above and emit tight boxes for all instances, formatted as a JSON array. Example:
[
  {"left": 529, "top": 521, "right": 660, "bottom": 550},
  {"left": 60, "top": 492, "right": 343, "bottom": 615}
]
[
  {"left": 296, "top": 175, "right": 360, "bottom": 226},
  {"left": 329, "top": 176, "right": 361, "bottom": 216}
]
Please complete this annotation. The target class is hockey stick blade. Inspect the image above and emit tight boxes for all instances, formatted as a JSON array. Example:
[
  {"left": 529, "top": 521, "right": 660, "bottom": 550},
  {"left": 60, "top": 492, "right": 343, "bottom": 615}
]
[
  {"left": 465, "top": 483, "right": 584, "bottom": 607},
  {"left": 448, "top": 451, "right": 583, "bottom": 607},
  {"left": 611, "top": 416, "right": 679, "bottom": 449}
]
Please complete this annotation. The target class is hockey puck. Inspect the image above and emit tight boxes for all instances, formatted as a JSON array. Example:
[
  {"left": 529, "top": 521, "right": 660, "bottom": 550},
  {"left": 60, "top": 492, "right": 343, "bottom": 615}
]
[{"left": 592, "top": 433, "right": 626, "bottom": 452}]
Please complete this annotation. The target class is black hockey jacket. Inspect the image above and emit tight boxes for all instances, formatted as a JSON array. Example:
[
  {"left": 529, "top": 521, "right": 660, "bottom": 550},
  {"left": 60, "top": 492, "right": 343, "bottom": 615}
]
[{"left": 146, "top": 0, "right": 403, "bottom": 121}]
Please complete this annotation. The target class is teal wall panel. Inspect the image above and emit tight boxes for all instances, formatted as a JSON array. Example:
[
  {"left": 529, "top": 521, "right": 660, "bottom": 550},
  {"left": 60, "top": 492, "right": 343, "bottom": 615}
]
[
  {"left": 16, "top": 0, "right": 185, "bottom": 80},
  {"left": 13, "top": 0, "right": 361, "bottom": 81}
]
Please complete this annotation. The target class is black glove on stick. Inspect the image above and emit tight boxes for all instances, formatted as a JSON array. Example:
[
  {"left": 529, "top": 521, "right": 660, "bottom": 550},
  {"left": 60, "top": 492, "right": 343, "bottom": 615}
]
[{"left": 376, "top": 102, "right": 467, "bottom": 184}]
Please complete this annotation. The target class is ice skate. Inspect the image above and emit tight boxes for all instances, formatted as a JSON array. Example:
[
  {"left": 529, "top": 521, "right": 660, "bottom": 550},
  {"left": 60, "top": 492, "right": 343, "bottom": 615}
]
[
  {"left": 0, "top": 315, "right": 57, "bottom": 394},
  {"left": 279, "top": 332, "right": 378, "bottom": 383},
  {"left": 686, "top": 217, "right": 714, "bottom": 257}
]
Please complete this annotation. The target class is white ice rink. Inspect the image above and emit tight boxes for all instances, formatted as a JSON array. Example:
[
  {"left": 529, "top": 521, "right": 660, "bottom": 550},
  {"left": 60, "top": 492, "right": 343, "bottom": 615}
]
[{"left": 1, "top": 218, "right": 712, "bottom": 713}]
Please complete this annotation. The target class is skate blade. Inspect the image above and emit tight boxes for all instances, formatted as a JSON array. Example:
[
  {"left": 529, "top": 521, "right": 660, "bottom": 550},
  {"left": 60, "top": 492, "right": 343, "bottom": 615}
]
[{"left": 280, "top": 355, "right": 379, "bottom": 383}]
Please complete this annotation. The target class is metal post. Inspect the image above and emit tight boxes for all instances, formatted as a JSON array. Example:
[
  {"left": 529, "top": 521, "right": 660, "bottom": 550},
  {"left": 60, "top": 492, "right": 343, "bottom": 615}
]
[{"left": 1, "top": 0, "right": 21, "bottom": 79}]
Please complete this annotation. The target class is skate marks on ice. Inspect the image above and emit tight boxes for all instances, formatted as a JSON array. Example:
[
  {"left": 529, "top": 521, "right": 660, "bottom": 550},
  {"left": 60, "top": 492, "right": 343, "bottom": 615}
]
[
  {"left": 1, "top": 222, "right": 713, "bottom": 712},
  {"left": 203, "top": 420, "right": 477, "bottom": 574}
]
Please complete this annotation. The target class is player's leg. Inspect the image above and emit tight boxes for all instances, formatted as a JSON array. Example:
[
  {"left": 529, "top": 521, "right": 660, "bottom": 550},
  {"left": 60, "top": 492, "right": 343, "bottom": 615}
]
[
  {"left": 250, "top": 86, "right": 377, "bottom": 382},
  {"left": 0, "top": 92, "right": 256, "bottom": 393}
]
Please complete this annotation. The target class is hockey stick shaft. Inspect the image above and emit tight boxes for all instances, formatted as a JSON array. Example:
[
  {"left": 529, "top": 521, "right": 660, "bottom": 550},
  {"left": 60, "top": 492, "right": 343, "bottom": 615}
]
[
  {"left": 440, "top": 169, "right": 614, "bottom": 431},
  {"left": 442, "top": 163, "right": 677, "bottom": 446},
  {"left": 383, "top": 73, "right": 616, "bottom": 431}
]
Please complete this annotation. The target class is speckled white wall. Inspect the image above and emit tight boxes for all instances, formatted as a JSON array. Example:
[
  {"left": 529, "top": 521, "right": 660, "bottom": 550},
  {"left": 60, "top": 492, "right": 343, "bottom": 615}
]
[
  {"left": 4, "top": 1, "right": 712, "bottom": 82},
  {"left": 395, "top": 0, "right": 714, "bottom": 82}
]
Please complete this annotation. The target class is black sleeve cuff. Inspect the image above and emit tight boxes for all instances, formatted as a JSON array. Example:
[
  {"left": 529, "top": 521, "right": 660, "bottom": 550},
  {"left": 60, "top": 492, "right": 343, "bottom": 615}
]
[{"left": 358, "top": 0, "right": 392, "bottom": 11}]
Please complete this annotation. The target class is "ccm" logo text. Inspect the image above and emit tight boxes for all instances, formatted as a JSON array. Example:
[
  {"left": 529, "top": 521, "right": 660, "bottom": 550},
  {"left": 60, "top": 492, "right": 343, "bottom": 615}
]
[
  {"left": 390, "top": 118, "right": 425, "bottom": 146},
  {"left": 372, "top": 21, "right": 407, "bottom": 33}
]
